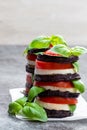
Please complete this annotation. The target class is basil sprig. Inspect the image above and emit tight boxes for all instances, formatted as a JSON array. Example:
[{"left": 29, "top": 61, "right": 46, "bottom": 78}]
[
  {"left": 29, "top": 36, "right": 51, "bottom": 49},
  {"left": 50, "top": 44, "right": 70, "bottom": 57},
  {"left": 8, "top": 86, "right": 47, "bottom": 122},
  {"left": 72, "top": 62, "right": 79, "bottom": 72},
  {"left": 72, "top": 80, "right": 85, "bottom": 93},
  {"left": 50, "top": 35, "right": 67, "bottom": 46},
  {"left": 69, "top": 104, "right": 76, "bottom": 112},
  {"left": 50, "top": 44, "right": 87, "bottom": 57},
  {"left": 24, "top": 35, "right": 67, "bottom": 54},
  {"left": 22, "top": 103, "right": 47, "bottom": 122},
  {"left": 28, "top": 86, "right": 45, "bottom": 102},
  {"left": 71, "top": 46, "right": 87, "bottom": 56},
  {"left": 24, "top": 36, "right": 51, "bottom": 54},
  {"left": 8, "top": 102, "right": 23, "bottom": 115},
  {"left": 15, "top": 97, "right": 27, "bottom": 106}
]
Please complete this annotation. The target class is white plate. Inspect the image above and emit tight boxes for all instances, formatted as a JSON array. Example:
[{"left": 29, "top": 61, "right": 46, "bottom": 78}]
[{"left": 9, "top": 88, "right": 87, "bottom": 121}]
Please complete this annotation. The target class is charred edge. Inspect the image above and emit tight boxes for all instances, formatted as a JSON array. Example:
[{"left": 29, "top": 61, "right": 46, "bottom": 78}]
[
  {"left": 37, "top": 54, "right": 79, "bottom": 63},
  {"left": 28, "top": 48, "right": 49, "bottom": 54},
  {"left": 34, "top": 73, "right": 81, "bottom": 82},
  {"left": 45, "top": 109, "right": 73, "bottom": 118},
  {"left": 38, "top": 90, "right": 80, "bottom": 98},
  {"left": 26, "top": 64, "right": 34, "bottom": 74}
]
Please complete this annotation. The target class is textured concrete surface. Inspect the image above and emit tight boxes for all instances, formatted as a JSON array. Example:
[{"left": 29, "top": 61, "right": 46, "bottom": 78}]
[
  {"left": 0, "top": 45, "right": 87, "bottom": 130},
  {"left": 0, "top": 0, "right": 87, "bottom": 45}
]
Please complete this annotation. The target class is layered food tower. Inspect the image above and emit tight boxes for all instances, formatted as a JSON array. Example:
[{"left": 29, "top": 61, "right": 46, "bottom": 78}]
[
  {"left": 34, "top": 45, "right": 85, "bottom": 118},
  {"left": 8, "top": 36, "right": 87, "bottom": 121},
  {"left": 24, "top": 35, "right": 66, "bottom": 96},
  {"left": 25, "top": 47, "right": 49, "bottom": 95}
]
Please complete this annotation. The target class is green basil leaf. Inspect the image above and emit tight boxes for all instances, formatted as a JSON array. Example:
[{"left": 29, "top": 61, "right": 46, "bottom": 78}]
[
  {"left": 8, "top": 102, "right": 22, "bottom": 115},
  {"left": 23, "top": 47, "right": 29, "bottom": 55},
  {"left": 29, "top": 36, "right": 51, "bottom": 49},
  {"left": 72, "top": 80, "right": 85, "bottom": 93},
  {"left": 24, "top": 35, "right": 68, "bottom": 54},
  {"left": 69, "top": 104, "right": 76, "bottom": 112},
  {"left": 24, "top": 36, "right": 51, "bottom": 54},
  {"left": 71, "top": 46, "right": 87, "bottom": 56},
  {"left": 50, "top": 44, "right": 71, "bottom": 57},
  {"left": 28, "top": 86, "right": 45, "bottom": 102},
  {"left": 50, "top": 35, "right": 67, "bottom": 46},
  {"left": 22, "top": 103, "right": 47, "bottom": 122},
  {"left": 72, "top": 62, "right": 79, "bottom": 72},
  {"left": 15, "top": 97, "right": 27, "bottom": 107}
]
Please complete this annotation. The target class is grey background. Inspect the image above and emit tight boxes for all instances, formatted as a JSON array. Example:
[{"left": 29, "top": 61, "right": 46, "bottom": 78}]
[
  {"left": 0, "top": 45, "right": 87, "bottom": 130},
  {"left": 0, "top": 0, "right": 87, "bottom": 45},
  {"left": 0, "top": 0, "right": 87, "bottom": 129}
]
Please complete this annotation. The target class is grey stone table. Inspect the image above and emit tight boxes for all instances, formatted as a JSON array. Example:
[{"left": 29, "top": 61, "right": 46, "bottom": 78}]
[{"left": 0, "top": 45, "right": 87, "bottom": 130}]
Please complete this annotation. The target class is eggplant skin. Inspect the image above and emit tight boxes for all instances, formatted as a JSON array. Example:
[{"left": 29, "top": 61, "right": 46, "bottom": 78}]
[
  {"left": 26, "top": 64, "right": 34, "bottom": 74},
  {"left": 45, "top": 109, "right": 72, "bottom": 118},
  {"left": 28, "top": 48, "right": 49, "bottom": 54},
  {"left": 38, "top": 90, "right": 80, "bottom": 98},
  {"left": 37, "top": 54, "right": 79, "bottom": 63},
  {"left": 35, "top": 73, "right": 81, "bottom": 82}
]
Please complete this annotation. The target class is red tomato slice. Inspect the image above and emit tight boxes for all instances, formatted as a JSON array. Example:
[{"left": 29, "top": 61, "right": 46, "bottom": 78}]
[
  {"left": 44, "top": 50, "right": 60, "bottom": 56},
  {"left": 26, "top": 74, "right": 32, "bottom": 83},
  {"left": 34, "top": 81, "right": 74, "bottom": 88},
  {"left": 39, "top": 97, "right": 77, "bottom": 104},
  {"left": 36, "top": 60, "right": 73, "bottom": 70},
  {"left": 26, "top": 54, "right": 37, "bottom": 61}
]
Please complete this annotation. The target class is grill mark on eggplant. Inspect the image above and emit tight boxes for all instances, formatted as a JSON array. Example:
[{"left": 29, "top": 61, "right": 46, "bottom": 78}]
[
  {"left": 38, "top": 90, "right": 80, "bottom": 98},
  {"left": 35, "top": 73, "right": 81, "bottom": 82},
  {"left": 37, "top": 54, "right": 79, "bottom": 63},
  {"left": 45, "top": 109, "right": 72, "bottom": 118}
]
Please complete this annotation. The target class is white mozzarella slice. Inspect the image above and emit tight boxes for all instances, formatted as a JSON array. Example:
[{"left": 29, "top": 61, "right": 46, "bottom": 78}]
[
  {"left": 26, "top": 72, "right": 33, "bottom": 77},
  {"left": 36, "top": 98, "right": 70, "bottom": 111},
  {"left": 41, "top": 86, "right": 79, "bottom": 93},
  {"left": 28, "top": 60, "right": 35, "bottom": 66},
  {"left": 35, "top": 68, "right": 75, "bottom": 75}
]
